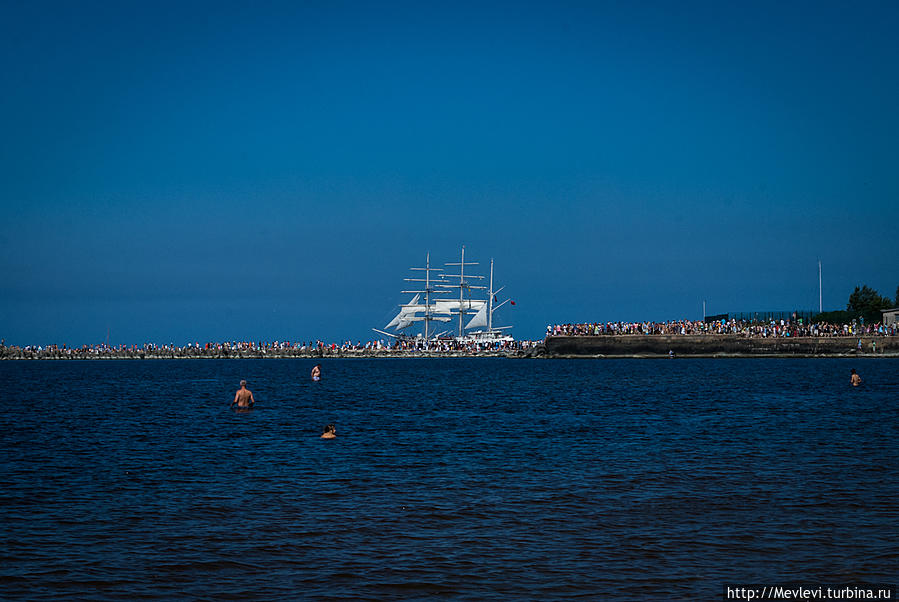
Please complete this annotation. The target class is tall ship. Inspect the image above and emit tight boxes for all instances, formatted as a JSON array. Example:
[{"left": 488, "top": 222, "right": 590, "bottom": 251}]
[{"left": 374, "top": 247, "right": 514, "bottom": 343}]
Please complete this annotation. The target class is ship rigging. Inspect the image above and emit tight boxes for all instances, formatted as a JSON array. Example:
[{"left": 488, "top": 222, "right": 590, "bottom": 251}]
[{"left": 374, "top": 247, "right": 513, "bottom": 343}]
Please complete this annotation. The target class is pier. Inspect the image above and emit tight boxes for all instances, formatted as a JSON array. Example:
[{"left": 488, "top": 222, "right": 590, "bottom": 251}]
[
  {"left": 544, "top": 335, "right": 899, "bottom": 357},
  {"left": 0, "top": 345, "right": 542, "bottom": 360}
]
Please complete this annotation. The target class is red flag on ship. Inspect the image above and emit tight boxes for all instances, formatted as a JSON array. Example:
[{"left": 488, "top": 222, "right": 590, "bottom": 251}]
[
  {"left": 510, "top": 300, "right": 516, "bottom": 305},
  {"left": 493, "top": 295, "right": 498, "bottom": 302}
]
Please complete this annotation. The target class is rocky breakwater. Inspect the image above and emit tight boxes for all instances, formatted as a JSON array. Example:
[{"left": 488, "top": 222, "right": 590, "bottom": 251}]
[
  {"left": 0, "top": 346, "right": 543, "bottom": 360},
  {"left": 544, "top": 335, "right": 899, "bottom": 357}
]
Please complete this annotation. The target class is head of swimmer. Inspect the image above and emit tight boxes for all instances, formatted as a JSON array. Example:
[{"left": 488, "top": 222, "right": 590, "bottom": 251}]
[
  {"left": 323, "top": 424, "right": 336, "bottom": 434},
  {"left": 240, "top": 379, "right": 247, "bottom": 388}
]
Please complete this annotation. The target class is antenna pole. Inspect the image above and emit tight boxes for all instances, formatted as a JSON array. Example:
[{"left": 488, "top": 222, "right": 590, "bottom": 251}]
[
  {"left": 818, "top": 259, "right": 823, "bottom": 313},
  {"left": 425, "top": 252, "right": 430, "bottom": 341}
]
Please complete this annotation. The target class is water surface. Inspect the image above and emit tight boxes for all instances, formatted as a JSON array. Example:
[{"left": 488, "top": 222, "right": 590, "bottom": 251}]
[{"left": 2, "top": 358, "right": 897, "bottom": 599}]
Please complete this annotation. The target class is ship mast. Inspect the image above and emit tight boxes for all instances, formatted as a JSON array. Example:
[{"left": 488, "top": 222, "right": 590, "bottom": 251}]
[
  {"left": 487, "top": 258, "right": 494, "bottom": 333},
  {"left": 484, "top": 258, "right": 510, "bottom": 335},
  {"left": 378, "top": 247, "right": 513, "bottom": 342},
  {"left": 402, "top": 252, "right": 449, "bottom": 340},
  {"left": 442, "top": 245, "right": 486, "bottom": 337}
]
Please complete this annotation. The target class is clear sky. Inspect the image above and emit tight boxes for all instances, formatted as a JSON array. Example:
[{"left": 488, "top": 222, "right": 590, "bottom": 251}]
[{"left": 2, "top": 1, "right": 897, "bottom": 346}]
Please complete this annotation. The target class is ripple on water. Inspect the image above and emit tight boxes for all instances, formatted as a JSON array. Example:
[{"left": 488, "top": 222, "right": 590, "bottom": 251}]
[{"left": 1, "top": 358, "right": 897, "bottom": 599}]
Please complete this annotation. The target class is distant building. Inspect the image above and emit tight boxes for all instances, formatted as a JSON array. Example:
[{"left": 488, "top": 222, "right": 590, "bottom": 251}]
[{"left": 882, "top": 308, "right": 899, "bottom": 326}]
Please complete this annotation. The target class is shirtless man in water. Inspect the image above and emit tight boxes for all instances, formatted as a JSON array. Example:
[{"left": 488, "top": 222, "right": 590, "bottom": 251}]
[
  {"left": 311, "top": 364, "right": 321, "bottom": 381},
  {"left": 231, "top": 380, "right": 256, "bottom": 409},
  {"left": 850, "top": 369, "right": 862, "bottom": 387},
  {"left": 321, "top": 424, "right": 336, "bottom": 439}
]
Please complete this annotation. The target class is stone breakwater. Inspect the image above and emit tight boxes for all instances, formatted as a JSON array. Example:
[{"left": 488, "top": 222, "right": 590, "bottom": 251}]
[
  {"left": 545, "top": 335, "right": 899, "bottom": 357},
  {"left": 8, "top": 338, "right": 899, "bottom": 359},
  {"left": 0, "top": 347, "right": 543, "bottom": 360}
]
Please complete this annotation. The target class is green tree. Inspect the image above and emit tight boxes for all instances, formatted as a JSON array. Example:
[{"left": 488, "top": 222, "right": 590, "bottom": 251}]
[{"left": 846, "top": 285, "right": 893, "bottom": 324}]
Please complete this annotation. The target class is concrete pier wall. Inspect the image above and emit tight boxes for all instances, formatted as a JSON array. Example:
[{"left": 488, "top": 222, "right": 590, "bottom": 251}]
[{"left": 544, "top": 335, "right": 899, "bottom": 357}]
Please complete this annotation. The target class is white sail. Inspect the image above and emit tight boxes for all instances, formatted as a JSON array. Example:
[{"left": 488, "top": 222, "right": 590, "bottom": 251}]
[
  {"left": 434, "top": 299, "right": 485, "bottom": 313},
  {"left": 433, "top": 300, "right": 455, "bottom": 314},
  {"left": 376, "top": 250, "right": 513, "bottom": 342},
  {"left": 386, "top": 294, "right": 420, "bottom": 329},
  {"left": 464, "top": 303, "right": 488, "bottom": 329},
  {"left": 400, "top": 304, "right": 427, "bottom": 315}
]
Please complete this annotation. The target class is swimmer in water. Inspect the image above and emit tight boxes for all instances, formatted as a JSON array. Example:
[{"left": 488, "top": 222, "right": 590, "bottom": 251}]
[
  {"left": 850, "top": 369, "right": 862, "bottom": 387},
  {"left": 321, "top": 424, "right": 336, "bottom": 439},
  {"left": 311, "top": 364, "right": 321, "bottom": 382},
  {"left": 231, "top": 379, "right": 256, "bottom": 410}
]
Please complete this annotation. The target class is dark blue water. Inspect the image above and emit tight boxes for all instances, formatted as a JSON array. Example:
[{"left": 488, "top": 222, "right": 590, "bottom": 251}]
[{"left": 1, "top": 358, "right": 897, "bottom": 600}]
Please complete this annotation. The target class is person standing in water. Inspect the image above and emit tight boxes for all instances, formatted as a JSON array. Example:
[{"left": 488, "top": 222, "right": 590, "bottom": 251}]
[
  {"left": 321, "top": 424, "right": 336, "bottom": 439},
  {"left": 311, "top": 364, "right": 321, "bottom": 381},
  {"left": 231, "top": 379, "right": 256, "bottom": 409},
  {"left": 850, "top": 369, "right": 862, "bottom": 387}
]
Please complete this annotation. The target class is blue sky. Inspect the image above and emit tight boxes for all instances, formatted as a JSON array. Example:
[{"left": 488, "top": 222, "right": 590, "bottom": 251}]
[{"left": 2, "top": 1, "right": 897, "bottom": 345}]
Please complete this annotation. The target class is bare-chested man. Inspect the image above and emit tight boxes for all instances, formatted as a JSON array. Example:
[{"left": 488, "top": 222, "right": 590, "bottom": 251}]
[{"left": 231, "top": 379, "right": 256, "bottom": 410}]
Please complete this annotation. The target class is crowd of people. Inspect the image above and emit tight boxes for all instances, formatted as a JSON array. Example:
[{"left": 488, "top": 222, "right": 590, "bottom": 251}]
[
  {"left": 0, "top": 337, "right": 542, "bottom": 359},
  {"left": 546, "top": 318, "right": 898, "bottom": 338},
  {"left": 3, "top": 317, "right": 897, "bottom": 359}
]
